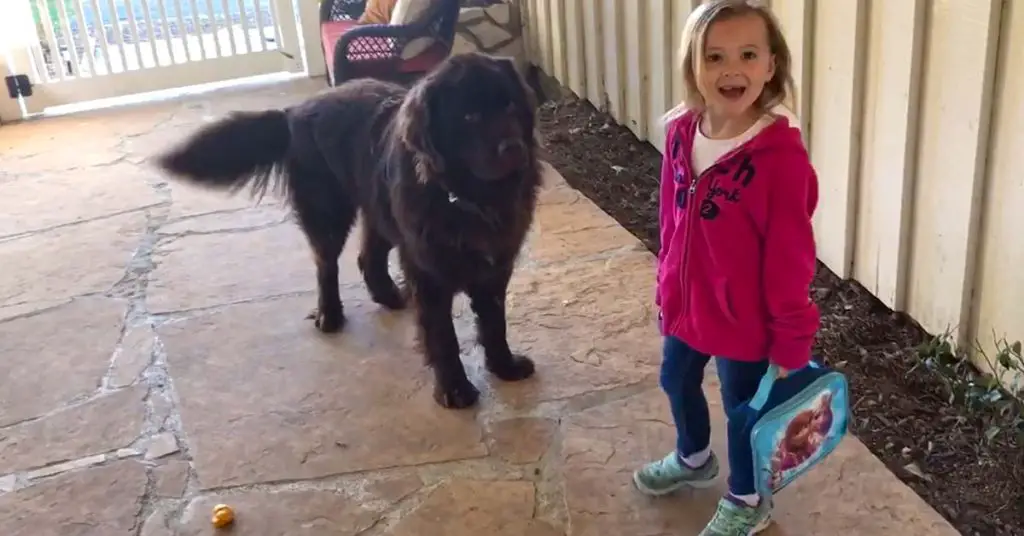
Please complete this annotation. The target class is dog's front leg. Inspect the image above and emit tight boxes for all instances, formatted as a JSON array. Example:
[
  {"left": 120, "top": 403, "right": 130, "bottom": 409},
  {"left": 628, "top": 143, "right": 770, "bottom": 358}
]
[
  {"left": 468, "top": 269, "right": 535, "bottom": 382},
  {"left": 413, "top": 275, "right": 480, "bottom": 409}
]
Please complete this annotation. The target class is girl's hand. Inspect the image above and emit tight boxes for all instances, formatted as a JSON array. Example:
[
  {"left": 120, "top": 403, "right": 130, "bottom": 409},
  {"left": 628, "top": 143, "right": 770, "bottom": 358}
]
[{"left": 776, "top": 366, "right": 791, "bottom": 379}]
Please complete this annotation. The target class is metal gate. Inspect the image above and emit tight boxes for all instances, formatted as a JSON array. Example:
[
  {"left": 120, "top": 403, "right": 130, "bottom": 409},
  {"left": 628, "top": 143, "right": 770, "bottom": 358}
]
[{"left": 2, "top": 0, "right": 303, "bottom": 118}]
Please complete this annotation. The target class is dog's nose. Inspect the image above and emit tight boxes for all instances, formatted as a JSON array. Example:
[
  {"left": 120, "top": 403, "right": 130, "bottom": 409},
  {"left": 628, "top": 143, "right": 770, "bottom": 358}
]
[{"left": 497, "top": 139, "right": 527, "bottom": 159}]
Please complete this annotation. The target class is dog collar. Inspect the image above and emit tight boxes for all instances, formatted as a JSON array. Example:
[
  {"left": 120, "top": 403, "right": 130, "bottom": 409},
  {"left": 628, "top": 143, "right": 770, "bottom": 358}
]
[{"left": 444, "top": 189, "right": 498, "bottom": 227}]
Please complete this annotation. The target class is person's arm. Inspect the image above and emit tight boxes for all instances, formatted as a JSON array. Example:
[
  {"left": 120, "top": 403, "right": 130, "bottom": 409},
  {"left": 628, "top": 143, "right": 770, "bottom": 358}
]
[
  {"left": 762, "top": 153, "right": 820, "bottom": 371},
  {"left": 655, "top": 125, "right": 678, "bottom": 311}
]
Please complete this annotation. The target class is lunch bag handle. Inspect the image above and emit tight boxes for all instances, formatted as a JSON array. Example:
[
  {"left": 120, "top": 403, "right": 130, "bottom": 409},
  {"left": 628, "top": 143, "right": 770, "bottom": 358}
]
[{"left": 748, "top": 361, "right": 824, "bottom": 412}]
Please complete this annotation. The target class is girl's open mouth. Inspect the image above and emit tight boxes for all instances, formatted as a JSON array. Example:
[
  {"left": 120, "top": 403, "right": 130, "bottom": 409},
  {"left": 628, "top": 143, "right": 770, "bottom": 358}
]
[{"left": 718, "top": 86, "right": 747, "bottom": 100}]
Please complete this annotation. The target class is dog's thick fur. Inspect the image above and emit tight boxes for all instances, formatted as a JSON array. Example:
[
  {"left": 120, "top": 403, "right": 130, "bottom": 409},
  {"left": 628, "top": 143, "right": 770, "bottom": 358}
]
[{"left": 155, "top": 53, "right": 542, "bottom": 409}]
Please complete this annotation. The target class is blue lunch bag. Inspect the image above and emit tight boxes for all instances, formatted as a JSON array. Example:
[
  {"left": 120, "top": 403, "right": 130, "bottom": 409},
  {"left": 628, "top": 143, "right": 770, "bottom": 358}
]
[{"left": 737, "top": 359, "right": 852, "bottom": 499}]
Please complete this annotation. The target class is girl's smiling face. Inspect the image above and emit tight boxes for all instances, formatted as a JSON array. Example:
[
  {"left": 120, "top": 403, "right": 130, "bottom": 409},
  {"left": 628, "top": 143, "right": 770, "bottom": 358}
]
[{"left": 696, "top": 12, "right": 777, "bottom": 121}]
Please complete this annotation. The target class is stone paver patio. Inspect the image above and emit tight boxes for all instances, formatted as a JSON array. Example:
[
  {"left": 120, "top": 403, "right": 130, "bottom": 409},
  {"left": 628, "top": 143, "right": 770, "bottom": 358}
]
[{"left": 0, "top": 79, "right": 959, "bottom": 535}]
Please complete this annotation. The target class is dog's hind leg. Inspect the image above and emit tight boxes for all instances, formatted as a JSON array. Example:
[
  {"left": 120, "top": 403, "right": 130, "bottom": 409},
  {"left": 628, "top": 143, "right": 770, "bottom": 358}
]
[
  {"left": 304, "top": 223, "right": 352, "bottom": 333},
  {"left": 289, "top": 162, "right": 356, "bottom": 333},
  {"left": 357, "top": 224, "right": 406, "bottom": 310},
  {"left": 468, "top": 265, "right": 536, "bottom": 382}
]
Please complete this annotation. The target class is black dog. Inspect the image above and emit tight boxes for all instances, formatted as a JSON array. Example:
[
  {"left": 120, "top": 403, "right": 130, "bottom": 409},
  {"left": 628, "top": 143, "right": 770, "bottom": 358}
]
[{"left": 155, "top": 52, "right": 542, "bottom": 409}]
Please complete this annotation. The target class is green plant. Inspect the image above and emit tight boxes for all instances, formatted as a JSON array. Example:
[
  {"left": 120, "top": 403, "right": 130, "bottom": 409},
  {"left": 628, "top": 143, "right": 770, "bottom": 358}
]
[{"left": 912, "top": 331, "right": 1024, "bottom": 445}]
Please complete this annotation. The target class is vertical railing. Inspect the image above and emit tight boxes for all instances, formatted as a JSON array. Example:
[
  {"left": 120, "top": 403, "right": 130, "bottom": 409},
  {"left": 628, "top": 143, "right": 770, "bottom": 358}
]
[{"left": 26, "top": 0, "right": 283, "bottom": 82}]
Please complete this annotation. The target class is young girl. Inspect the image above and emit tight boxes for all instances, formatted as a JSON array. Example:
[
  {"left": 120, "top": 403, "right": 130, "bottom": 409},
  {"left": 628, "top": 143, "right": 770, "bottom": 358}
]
[{"left": 632, "top": 1, "right": 820, "bottom": 534}]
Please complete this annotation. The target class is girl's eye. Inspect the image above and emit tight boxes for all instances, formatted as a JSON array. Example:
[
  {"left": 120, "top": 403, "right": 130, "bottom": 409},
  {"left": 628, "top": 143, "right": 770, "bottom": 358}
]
[
  {"left": 742, "top": 51, "right": 758, "bottom": 61},
  {"left": 705, "top": 53, "right": 723, "bottom": 63}
]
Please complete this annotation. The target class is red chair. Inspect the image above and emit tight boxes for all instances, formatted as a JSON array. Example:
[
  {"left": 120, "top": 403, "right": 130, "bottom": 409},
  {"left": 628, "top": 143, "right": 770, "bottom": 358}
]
[{"left": 319, "top": 0, "right": 461, "bottom": 86}]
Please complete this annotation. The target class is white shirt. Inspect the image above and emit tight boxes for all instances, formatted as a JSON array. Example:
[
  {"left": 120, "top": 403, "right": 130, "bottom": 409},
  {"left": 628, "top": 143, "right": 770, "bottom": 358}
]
[{"left": 691, "top": 104, "right": 801, "bottom": 175}]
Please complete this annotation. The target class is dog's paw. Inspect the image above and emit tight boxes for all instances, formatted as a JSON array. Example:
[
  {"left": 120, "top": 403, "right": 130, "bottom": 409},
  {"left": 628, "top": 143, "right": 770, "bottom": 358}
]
[
  {"left": 433, "top": 379, "right": 480, "bottom": 409},
  {"left": 371, "top": 284, "right": 408, "bottom": 310},
  {"left": 306, "top": 308, "right": 345, "bottom": 333},
  {"left": 487, "top": 354, "right": 536, "bottom": 382}
]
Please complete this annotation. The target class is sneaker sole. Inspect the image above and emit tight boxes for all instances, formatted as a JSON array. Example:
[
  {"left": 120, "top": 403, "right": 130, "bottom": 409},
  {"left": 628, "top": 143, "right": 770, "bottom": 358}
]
[{"left": 631, "top": 470, "right": 719, "bottom": 496}]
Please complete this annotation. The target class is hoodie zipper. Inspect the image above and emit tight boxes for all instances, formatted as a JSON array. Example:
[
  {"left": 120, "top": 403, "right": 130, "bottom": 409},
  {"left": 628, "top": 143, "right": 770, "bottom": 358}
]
[
  {"left": 677, "top": 167, "right": 704, "bottom": 319},
  {"left": 671, "top": 114, "right": 784, "bottom": 328},
  {"left": 676, "top": 143, "right": 754, "bottom": 321}
]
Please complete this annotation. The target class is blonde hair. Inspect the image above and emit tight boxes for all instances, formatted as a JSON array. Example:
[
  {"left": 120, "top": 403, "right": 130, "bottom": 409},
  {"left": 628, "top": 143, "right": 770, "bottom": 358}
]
[{"left": 663, "top": 0, "right": 796, "bottom": 124}]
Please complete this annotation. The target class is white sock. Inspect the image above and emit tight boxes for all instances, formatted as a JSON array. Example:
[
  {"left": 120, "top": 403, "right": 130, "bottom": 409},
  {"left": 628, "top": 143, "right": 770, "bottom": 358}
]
[
  {"left": 730, "top": 492, "right": 760, "bottom": 508},
  {"left": 680, "top": 447, "right": 711, "bottom": 468}
]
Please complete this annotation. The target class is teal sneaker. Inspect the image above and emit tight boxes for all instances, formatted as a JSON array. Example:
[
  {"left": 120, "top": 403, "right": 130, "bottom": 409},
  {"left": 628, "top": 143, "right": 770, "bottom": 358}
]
[
  {"left": 632, "top": 451, "right": 720, "bottom": 496},
  {"left": 699, "top": 495, "right": 773, "bottom": 535}
]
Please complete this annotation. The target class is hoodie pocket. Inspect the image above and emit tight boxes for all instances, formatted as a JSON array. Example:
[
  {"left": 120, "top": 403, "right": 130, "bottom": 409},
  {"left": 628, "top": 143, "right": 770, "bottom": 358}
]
[{"left": 713, "top": 278, "right": 739, "bottom": 325}]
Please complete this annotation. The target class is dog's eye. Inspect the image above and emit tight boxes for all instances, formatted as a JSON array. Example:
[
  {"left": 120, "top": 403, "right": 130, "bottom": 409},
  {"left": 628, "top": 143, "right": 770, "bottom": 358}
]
[{"left": 464, "top": 113, "right": 481, "bottom": 123}]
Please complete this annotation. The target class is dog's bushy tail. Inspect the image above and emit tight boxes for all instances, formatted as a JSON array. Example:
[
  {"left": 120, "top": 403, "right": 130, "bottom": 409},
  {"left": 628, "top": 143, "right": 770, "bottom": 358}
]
[{"left": 155, "top": 109, "right": 291, "bottom": 200}]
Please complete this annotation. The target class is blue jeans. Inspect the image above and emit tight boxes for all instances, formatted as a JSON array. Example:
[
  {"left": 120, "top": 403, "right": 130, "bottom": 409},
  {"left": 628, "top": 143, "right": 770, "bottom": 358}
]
[{"left": 660, "top": 335, "right": 769, "bottom": 496}]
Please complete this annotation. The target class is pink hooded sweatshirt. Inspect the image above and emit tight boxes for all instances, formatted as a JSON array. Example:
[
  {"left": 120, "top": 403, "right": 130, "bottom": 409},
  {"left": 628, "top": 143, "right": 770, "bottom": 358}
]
[{"left": 656, "top": 110, "right": 820, "bottom": 371}]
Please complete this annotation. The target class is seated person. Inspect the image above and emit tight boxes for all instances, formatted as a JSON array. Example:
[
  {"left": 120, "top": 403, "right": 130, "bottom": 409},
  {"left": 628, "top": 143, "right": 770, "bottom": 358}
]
[
  {"left": 356, "top": 0, "right": 439, "bottom": 58},
  {"left": 358, "top": 0, "right": 399, "bottom": 24}
]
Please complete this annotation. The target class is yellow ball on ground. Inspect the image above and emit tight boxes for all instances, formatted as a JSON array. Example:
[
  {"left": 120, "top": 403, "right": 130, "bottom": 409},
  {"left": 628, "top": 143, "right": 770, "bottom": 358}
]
[{"left": 211, "top": 504, "right": 235, "bottom": 528}]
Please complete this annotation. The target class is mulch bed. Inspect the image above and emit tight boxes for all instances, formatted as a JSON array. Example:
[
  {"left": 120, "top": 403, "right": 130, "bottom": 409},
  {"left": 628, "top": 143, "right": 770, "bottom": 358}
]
[{"left": 535, "top": 91, "right": 1024, "bottom": 536}]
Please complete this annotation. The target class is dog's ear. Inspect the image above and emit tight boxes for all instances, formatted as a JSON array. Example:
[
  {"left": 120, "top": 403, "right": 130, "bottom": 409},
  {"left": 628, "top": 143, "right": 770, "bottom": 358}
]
[
  {"left": 493, "top": 56, "right": 537, "bottom": 114},
  {"left": 491, "top": 56, "right": 539, "bottom": 151},
  {"left": 396, "top": 78, "right": 444, "bottom": 182}
]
